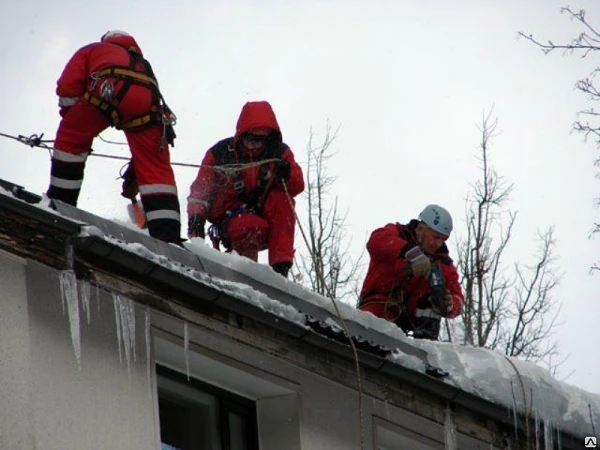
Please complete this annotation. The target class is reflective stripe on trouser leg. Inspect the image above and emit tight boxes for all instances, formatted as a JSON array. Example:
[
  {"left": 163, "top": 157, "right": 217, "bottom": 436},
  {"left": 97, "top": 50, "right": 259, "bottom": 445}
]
[
  {"left": 47, "top": 149, "right": 89, "bottom": 206},
  {"left": 139, "top": 184, "right": 181, "bottom": 242}
]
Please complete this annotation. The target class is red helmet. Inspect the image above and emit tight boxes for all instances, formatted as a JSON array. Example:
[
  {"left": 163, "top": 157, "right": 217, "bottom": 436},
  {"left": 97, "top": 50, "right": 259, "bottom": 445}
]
[{"left": 101, "top": 30, "right": 131, "bottom": 42}]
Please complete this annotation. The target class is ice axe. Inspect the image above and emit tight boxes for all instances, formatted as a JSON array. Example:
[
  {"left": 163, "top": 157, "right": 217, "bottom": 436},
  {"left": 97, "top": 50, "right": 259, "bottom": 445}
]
[{"left": 120, "top": 161, "right": 147, "bottom": 229}]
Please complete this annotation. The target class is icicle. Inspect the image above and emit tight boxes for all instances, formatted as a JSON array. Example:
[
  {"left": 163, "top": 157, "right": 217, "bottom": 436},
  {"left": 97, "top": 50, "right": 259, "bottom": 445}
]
[
  {"left": 125, "top": 298, "right": 136, "bottom": 363},
  {"left": 184, "top": 321, "right": 190, "bottom": 380},
  {"left": 96, "top": 285, "right": 101, "bottom": 312},
  {"left": 79, "top": 281, "right": 91, "bottom": 325},
  {"left": 145, "top": 307, "right": 152, "bottom": 390},
  {"left": 113, "top": 294, "right": 123, "bottom": 363},
  {"left": 112, "top": 294, "right": 137, "bottom": 373},
  {"left": 120, "top": 297, "right": 136, "bottom": 372},
  {"left": 534, "top": 411, "right": 540, "bottom": 450},
  {"left": 444, "top": 405, "right": 457, "bottom": 450},
  {"left": 119, "top": 298, "right": 131, "bottom": 370},
  {"left": 59, "top": 270, "right": 81, "bottom": 369},
  {"left": 543, "top": 419, "right": 553, "bottom": 450}
]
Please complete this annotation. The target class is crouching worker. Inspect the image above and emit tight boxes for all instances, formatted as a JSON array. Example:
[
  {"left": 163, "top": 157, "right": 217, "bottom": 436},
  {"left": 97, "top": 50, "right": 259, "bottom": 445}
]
[
  {"left": 357, "top": 204, "right": 464, "bottom": 340},
  {"left": 47, "top": 30, "right": 182, "bottom": 244},
  {"left": 187, "top": 101, "right": 304, "bottom": 278}
]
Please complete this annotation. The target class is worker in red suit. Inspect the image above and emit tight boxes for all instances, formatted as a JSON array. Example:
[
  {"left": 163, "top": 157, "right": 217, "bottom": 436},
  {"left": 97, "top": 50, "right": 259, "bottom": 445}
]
[
  {"left": 358, "top": 204, "right": 464, "bottom": 340},
  {"left": 187, "top": 101, "right": 304, "bottom": 278},
  {"left": 47, "top": 30, "right": 181, "bottom": 243}
]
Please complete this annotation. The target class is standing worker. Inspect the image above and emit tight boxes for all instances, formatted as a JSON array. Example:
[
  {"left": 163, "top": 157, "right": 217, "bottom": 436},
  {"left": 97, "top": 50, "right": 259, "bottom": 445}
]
[{"left": 47, "top": 30, "right": 181, "bottom": 243}]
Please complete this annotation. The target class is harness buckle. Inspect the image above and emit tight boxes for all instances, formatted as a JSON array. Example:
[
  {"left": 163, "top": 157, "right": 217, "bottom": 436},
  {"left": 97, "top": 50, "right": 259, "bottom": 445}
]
[
  {"left": 233, "top": 180, "right": 244, "bottom": 192},
  {"left": 162, "top": 106, "right": 177, "bottom": 126},
  {"left": 100, "top": 79, "right": 115, "bottom": 101}
]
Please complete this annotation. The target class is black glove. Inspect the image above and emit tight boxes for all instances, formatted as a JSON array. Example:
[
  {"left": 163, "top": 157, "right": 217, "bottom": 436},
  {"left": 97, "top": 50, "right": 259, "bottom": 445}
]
[
  {"left": 275, "top": 160, "right": 291, "bottom": 181},
  {"left": 405, "top": 246, "right": 431, "bottom": 278},
  {"left": 120, "top": 162, "right": 139, "bottom": 199},
  {"left": 188, "top": 215, "right": 206, "bottom": 239},
  {"left": 165, "top": 124, "right": 176, "bottom": 146}
]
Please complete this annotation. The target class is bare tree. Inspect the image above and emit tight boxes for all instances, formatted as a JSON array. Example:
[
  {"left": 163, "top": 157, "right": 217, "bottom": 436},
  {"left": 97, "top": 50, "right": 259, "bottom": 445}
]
[
  {"left": 519, "top": 6, "right": 600, "bottom": 261},
  {"left": 293, "top": 124, "right": 363, "bottom": 303},
  {"left": 447, "top": 111, "right": 562, "bottom": 371}
]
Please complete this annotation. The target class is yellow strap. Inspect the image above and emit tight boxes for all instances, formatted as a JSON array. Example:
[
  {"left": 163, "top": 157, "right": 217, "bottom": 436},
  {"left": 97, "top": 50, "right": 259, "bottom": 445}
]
[
  {"left": 84, "top": 93, "right": 161, "bottom": 130},
  {"left": 121, "top": 114, "right": 152, "bottom": 129},
  {"left": 120, "top": 105, "right": 161, "bottom": 130},
  {"left": 97, "top": 67, "right": 158, "bottom": 87},
  {"left": 83, "top": 92, "right": 120, "bottom": 126}
]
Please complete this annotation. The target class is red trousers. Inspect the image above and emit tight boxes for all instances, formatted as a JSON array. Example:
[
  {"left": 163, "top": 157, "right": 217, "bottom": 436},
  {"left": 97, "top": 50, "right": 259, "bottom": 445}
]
[
  {"left": 50, "top": 101, "right": 181, "bottom": 242},
  {"left": 224, "top": 190, "right": 296, "bottom": 265}
]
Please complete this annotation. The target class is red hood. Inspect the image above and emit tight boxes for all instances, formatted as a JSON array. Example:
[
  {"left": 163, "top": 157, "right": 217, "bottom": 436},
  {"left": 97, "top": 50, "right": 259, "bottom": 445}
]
[
  {"left": 234, "top": 101, "right": 282, "bottom": 142},
  {"left": 101, "top": 34, "right": 143, "bottom": 56}
]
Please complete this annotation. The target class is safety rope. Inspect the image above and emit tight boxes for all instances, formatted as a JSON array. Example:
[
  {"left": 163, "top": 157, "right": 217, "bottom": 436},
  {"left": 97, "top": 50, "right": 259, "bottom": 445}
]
[
  {"left": 281, "top": 179, "right": 366, "bottom": 450},
  {"left": 0, "top": 131, "right": 278, "bottom": 173}
]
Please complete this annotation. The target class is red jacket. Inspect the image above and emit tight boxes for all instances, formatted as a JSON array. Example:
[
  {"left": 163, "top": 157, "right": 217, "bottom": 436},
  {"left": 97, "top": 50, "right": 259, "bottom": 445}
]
[
  {"left": 359, "top": 220, "right": 464, "bottom": 319},
  {"left": 56, "top": 34, "right": 154, "bottom": 122},
  {"left": 187, "top": 101, "right": 304, "bottom": 223}
]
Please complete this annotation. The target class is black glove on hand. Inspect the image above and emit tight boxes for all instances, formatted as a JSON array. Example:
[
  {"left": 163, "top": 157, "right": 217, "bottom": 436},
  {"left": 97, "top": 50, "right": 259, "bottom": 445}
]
[
  {"left": 275, "top": 160, "right": 291, "bottom": 181},
  {"left": 120, "top": 163, "right": 139, "bottom": 200},
  {"left": 405, "top": 246, "right": 431, "bottom": 278},
  {"left": 188, "top": 215, "right": 206, "bottom": 239}
]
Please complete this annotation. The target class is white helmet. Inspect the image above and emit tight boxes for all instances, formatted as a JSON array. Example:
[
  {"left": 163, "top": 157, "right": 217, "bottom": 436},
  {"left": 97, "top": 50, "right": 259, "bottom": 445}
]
[
  {"left": 418, "top": 204, "right": 453, "bottom": 236},
  {"left": 101, "top": 30, "right": 131, "bottom": 42}
]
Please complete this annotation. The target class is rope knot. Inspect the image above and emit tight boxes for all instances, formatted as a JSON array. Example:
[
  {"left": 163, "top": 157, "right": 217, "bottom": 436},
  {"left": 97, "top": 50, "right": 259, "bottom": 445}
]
[{"left": 19, "top": 133, "right": 44, "bottom": 147}]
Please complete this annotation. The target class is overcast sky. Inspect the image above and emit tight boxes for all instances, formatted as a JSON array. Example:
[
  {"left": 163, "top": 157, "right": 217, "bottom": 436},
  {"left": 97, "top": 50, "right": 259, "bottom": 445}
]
[{"left": 1, "top": 1, "right": 599, "bottom": 394}]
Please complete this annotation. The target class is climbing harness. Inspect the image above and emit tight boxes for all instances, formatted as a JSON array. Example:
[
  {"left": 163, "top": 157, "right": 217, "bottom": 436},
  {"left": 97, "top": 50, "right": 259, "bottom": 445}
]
[
  {"left": 206, "top": 203, "right": 257, "bottom": 251},
  {"left": 83, "top": 49, "right": 177, "bottom": 151}
]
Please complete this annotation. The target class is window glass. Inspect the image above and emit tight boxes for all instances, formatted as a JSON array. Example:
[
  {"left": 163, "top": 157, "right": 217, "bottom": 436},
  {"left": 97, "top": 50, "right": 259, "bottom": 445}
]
[{"left": 157, "top": 365, "right": 258, "bottom": 450}]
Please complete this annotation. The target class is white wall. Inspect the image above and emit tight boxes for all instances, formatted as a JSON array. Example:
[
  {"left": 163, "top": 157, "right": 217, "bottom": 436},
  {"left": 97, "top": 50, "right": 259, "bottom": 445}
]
[
  {"left": 0, "top": 254, "right": 160, "bottom": 450},
  {"left": 0, "top": 250, "right": 34, "bottom": 449}
]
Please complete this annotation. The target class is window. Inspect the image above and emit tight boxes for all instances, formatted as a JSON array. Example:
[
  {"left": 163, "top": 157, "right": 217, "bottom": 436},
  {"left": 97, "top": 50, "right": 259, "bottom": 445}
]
[
  {"left": 157, "top": 365, "right": 259, "bottom": 450},
  {"left": 374, "top": 416, "right": 444, "bottom": 450}
]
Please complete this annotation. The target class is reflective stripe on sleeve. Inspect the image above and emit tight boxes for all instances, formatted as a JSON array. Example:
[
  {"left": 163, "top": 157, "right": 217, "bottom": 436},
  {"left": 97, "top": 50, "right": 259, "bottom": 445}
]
[
  {"left": 187, "top": 197, "right": 210, "bottom": 208},
  {"left": 58, "top": 96, "right": 80, "bottom": 107}
]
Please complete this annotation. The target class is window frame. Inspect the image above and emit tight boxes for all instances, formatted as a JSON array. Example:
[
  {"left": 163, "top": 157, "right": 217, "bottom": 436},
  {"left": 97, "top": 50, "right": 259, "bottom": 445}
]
[{"left": 157, "top": 364, "right": 259, "bottom": 450}]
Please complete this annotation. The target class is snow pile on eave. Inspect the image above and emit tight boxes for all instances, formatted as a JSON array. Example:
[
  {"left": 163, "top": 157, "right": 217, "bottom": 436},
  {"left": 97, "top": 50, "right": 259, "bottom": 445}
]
[
  {"left": 398, "top": 338, "right": 600, "bottom": 438},
  {"left": 82, "top": 226, "right": 307, "bottom": 326}
]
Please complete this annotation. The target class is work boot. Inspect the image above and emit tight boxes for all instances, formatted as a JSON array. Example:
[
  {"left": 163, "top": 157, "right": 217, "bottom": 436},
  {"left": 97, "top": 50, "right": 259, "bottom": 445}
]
[{"left": 272, "top": 262, "right": 292, "bottom": 278}]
